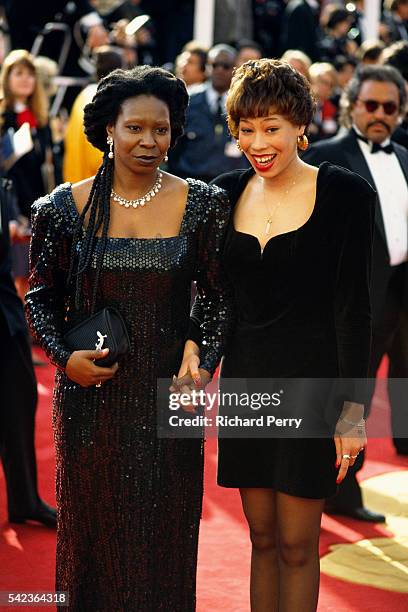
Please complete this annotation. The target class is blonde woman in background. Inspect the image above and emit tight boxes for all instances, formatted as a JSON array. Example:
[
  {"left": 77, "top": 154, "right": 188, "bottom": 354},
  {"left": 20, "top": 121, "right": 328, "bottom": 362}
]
[
  {"left": 0, "top": 49, "right": 52, "bottom": 301},
  {"left": 281, "top": 49, "right": 312, "bottom": 81},
  {"left": 308, "top": 61, "right": 339, "bottom": 142}
]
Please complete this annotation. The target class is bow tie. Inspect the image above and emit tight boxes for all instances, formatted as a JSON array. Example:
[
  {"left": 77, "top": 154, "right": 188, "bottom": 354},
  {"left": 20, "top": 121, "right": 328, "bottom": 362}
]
[
  {"left": 371, "top": 141, "right": 394, "bottom": 154},
  {"left": 356, "top": 133, "right": 394, "bottom": 154}
]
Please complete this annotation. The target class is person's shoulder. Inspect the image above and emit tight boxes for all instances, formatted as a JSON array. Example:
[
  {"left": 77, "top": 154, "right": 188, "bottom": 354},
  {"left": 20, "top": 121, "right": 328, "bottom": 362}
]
[
  {"left": 188, "top": 88, "right": 208, "bottom": 106},
  {"left": 210, "top": 169, "right": 251, "bottom": 193},
  {"left": 31, "top": 182, "right": 78, "bottom": 226},
  {"left": 70, "top": 176, "right": 95, "bottom": 213},
  {"left": 308, "top": 132, "right": 348, "bottom": 152},
  {"left": 321, "top": 161, "right": 374, "bottom": 193},
  {"left": 185, "top": 178, "right": 231, "bottom": 227},
  {"left": 319, "top": 162, "right": 376, "bottom": 214},
  {"left": 289, "top": 0, "right": 310, "bottom": 15},
  {"left": 187, "top": 177, "right": 229, "bottom": 205},
  {"left": 393, "top": 140, "right": 408, "bottom": 160}
]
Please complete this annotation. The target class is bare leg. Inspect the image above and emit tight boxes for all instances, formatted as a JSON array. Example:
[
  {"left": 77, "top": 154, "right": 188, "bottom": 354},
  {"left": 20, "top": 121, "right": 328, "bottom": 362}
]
[
  {"left": 276, "top": 492, "right": 324, "bottom": 612},
  {"left": 240, "top": 488, "right": 278, "bottom": 612}
]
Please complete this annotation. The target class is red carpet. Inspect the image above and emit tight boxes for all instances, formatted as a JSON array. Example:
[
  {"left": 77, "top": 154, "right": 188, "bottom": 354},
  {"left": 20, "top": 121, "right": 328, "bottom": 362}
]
[{"left": 1, "top": 352, "right": 407, "bottom": 611}]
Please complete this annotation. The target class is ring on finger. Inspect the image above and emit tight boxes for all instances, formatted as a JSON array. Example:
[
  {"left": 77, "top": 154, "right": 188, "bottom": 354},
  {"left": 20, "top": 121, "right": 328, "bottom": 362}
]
[
  {"left": 351, "top": 454, "right": 358, "bottom": 459},
  {"left": 342, "top": 454, "right": 351, "bottom": 460},
  {"left": 96, "top": 381, "right": 102, "bottom": 388}
]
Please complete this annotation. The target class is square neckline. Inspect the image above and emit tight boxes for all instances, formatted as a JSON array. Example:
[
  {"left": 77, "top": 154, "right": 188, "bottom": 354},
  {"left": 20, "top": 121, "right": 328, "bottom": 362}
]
[
  {"left": 232, "top": 163, "right": 323, "bottom": 257},
  {"left": 65, "top": 178, "right": 196, "bottom": 241}
]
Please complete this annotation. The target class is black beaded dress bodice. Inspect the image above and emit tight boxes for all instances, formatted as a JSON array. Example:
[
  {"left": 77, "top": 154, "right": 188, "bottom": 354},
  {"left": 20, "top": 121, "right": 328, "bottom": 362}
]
[{"left": 26, "top": 180, "right": 232, "bottom": 611}]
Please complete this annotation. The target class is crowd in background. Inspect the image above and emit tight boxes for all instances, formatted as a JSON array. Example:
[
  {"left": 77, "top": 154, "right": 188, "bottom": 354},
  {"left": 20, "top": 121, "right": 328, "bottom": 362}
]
[{"left": 1, "top": 1, "right": 408, "bottom": 248}]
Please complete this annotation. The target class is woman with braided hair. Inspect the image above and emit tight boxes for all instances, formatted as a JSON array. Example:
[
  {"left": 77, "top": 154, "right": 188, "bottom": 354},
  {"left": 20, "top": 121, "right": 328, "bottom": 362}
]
[{"left": 25, "top": 65, "right": 232, "bottom": 611}]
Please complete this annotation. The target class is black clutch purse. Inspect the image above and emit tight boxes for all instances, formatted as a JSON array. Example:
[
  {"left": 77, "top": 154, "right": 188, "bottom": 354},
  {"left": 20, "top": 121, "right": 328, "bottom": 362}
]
[{"left": 63, "top": 307, "right": 130, "bottom": 367}]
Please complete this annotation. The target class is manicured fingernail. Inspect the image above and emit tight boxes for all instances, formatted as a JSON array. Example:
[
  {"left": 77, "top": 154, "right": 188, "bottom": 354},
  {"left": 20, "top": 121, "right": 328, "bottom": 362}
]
[{"left": 336, "top": 478, "right": 341, "bottom": 484}]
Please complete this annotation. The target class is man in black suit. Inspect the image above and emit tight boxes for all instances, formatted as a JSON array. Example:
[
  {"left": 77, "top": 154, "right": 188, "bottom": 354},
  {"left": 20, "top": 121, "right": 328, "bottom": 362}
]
[
  {"left": 382, "top": 0, "right": 408, "bottom": 43},
  {"left": 303, "top": 64, "right": 408, "bottom": 522},
  {"left": 280, "top": 0, "right": 320, "bottom": 61},
  {"left": 0, "top": 181, "right": 56, "bottom": 527}
]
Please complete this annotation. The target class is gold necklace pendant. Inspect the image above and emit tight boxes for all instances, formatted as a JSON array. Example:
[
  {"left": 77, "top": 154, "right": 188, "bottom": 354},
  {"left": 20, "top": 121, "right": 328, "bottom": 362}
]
[
  {"left": 262, "top": 178, "right": 297, "bottom": 236},
  {"left": 265, "top": 217, "right": 273, "bottom": 235}
]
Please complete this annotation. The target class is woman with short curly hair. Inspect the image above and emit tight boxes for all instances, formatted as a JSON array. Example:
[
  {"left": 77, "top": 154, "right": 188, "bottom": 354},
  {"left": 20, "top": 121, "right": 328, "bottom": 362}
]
[
  {"left": 184, "top": 59, "right": 374, "bottom": 610},
  {"left": 26, "top": 65, "right": 233, "bottom": 611}
]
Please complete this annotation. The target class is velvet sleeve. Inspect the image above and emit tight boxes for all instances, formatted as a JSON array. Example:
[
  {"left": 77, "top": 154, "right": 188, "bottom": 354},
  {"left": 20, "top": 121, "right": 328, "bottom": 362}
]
[
  {"left": 25, "top": 195, "right": 72, "bottom": 370},
  {"left": 331, "top": 171, "right": 376, "bottom": 419},
  {"left": 191, "top": 184, "right": 235, "bottom": 375}
]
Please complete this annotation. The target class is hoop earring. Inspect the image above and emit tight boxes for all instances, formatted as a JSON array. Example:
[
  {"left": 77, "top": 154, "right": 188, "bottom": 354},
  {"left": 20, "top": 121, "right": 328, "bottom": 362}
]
[
  {"left": 297, "top": 134, "right": 309, "bottom": 151},
  {"left": 107, "top": 136, "right": 114, "bottom": 159}
]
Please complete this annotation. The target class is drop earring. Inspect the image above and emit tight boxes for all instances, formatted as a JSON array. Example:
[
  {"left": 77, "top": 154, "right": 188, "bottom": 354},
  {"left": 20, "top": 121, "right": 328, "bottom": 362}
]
[
  {"left": 107, "top": 136, "right": 114, "bottom": 159},
  {"left": 236, "top": 140, "right": 242, "bottom": 151},
  {"left": 164, "top": 154, "right": 169, "bottom": 162},
  {"left": 297, "top": 134, "right": 309, "bottom": 151}
]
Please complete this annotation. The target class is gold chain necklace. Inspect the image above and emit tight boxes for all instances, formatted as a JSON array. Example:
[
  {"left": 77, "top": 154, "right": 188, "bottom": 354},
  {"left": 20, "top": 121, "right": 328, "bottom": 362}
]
[{"left": 262, "top": 178, "right": 297, "bottom": 235}]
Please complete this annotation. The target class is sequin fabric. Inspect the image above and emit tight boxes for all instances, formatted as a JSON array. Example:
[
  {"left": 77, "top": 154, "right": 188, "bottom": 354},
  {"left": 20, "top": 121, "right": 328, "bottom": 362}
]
[{"left": 25, "top": 179, "right": 232, "bottom": 612}]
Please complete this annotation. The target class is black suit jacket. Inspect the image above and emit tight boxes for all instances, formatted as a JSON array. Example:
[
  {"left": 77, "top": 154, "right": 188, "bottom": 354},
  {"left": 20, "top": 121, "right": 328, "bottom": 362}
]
[
  {"left": 0, "top": 181, "right": 28, "bottom": 337},
  {"left": 280, "top": 0, "right": 319, "bottom": 61},
  {"left": 303, "top": 129, "right": 408, "bottom": 323}
]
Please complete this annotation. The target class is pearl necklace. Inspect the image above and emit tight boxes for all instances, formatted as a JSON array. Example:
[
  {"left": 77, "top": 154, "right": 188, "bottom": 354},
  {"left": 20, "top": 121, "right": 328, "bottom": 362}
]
[{"left": 111, "top": 171, "right": 163, "bottom": 209}]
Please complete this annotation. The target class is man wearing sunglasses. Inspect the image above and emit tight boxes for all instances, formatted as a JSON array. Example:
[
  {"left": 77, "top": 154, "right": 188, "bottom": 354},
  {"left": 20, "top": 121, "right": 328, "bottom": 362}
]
[{"left": 303, "top": 64, "right": 408, "bottom": 523}]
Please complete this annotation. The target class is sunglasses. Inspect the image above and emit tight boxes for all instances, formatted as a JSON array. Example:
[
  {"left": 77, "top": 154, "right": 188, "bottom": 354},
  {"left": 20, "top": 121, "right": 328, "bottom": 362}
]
[
  {"left": 357, "top": 98, "right": 398, "bottom": 115},
  {"left": 211, "top": 62, "right": 234, "bottom": 70}
]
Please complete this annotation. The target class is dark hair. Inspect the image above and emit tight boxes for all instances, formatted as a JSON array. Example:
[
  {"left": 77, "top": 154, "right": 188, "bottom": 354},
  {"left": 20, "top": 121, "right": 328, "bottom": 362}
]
[
  {"left": 188, "top": 48, "right": 208, "bottom": 72},
  {"left": 356, "top": 39, "right": 385, "bottom": 63},
  {"left": 236, "top": 39, "right": 263, "bottom": 55},
  {"left": 382, "top": 40, "right": 408, "bottom": 82},
  {"left": 384, "top": 0, "right": 408, "bottom": 11},
  {"left": 226, "top": 59, "right": 316, "bottom": 139},
  {"left": 94, "top": 46, "right": 123, "bottom": 81},
  {"left": 340, "top": 64, "right": 407, "bottom": 128},
  {"left": 68, "top": 65, "right": 189, "bottom": 311},
  {"left": 333, "top": 55, "right": 357, "bottom": 73},
  {"left": 327, "top": 8, "right": 350, "bottom": 30}
]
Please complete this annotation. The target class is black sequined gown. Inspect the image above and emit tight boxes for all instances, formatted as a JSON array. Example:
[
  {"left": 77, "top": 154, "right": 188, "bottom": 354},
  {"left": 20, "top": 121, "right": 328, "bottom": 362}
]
[{"left": 25, "top": 180, "right": 231, "bottom": 612}]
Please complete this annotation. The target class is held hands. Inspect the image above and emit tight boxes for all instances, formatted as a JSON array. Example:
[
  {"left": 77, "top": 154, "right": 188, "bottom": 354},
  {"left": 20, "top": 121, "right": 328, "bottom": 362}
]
[
  {"left": 170, "top": 343, "right": 211, "bottom": 414},
  {"left": 65, "top": 348, "right": 118, "bottom": 387},
  {"left": 334, "top": 402, "right": 367, "bottom": 484}
]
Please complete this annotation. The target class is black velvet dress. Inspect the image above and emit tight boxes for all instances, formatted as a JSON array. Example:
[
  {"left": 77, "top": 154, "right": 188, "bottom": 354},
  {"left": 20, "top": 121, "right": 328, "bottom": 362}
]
[
  {"left": 198, "top": 162, "right": 375, "bottom": 499},
  {"left": 25, "top": 180, "right": 232, "bottom": 611}
]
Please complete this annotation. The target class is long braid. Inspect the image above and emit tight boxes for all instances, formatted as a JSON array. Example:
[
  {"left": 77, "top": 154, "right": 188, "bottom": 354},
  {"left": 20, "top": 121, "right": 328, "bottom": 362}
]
[
  {"left": 67, "top": 162, "right": 104, "bottom": 285},
  {"left": 91, "top": 159, "right": 112, "bottom": 313},
  {"left": 67, "top": 156, "right": 113, "bottom": 312}
]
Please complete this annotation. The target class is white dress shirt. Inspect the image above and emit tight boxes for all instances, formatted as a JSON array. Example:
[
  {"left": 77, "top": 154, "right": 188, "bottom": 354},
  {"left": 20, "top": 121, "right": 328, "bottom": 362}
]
[
  {"left": 354, "top": 126, "right": 408, "bottom": 266},
  {"left": 205, "top": 84, "right": 227, "bottom": 115}
]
